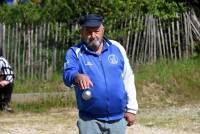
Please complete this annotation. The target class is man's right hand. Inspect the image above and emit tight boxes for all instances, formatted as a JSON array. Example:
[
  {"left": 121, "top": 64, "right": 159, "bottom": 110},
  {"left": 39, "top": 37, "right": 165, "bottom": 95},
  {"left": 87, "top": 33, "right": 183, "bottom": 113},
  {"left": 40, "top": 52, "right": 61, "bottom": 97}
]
[{"left": 74, "top": 73, "right": 93, "bottom": 90}]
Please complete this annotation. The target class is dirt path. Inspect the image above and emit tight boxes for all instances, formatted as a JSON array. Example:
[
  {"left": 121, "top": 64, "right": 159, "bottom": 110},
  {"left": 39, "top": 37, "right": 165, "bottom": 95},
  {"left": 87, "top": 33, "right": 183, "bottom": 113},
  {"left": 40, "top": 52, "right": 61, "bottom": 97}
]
[
  {"left": 0, "top": 104, "right": 199, "bottom": 134},
  {"left": 11, "top": 92, "right": 68, "bottom": 103}
]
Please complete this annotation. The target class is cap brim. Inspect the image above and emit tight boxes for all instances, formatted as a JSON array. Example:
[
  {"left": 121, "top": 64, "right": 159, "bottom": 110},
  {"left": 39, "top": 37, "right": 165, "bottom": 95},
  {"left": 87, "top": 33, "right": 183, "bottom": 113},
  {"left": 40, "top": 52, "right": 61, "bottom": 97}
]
[{"left": 81, "top": 20, "right": 102, "bottom": 27}]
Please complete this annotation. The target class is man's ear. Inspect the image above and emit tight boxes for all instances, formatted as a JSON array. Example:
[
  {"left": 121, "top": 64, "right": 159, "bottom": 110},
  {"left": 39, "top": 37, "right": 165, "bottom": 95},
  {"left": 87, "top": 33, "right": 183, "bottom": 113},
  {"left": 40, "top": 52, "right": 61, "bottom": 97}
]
[
  {"left": 80, "top": 27, "right": 84, "bottom": 35},
  {"left": 101, "top": 25, "right": 105, "bottom": 33}
]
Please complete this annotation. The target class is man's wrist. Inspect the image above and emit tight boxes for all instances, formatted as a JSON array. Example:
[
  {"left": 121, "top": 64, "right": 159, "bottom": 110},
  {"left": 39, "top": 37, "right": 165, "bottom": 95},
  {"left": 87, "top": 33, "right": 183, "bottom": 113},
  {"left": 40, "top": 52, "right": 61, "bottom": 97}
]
[{"left": 72, "top": 72, "right": 80, "bottom": 84}]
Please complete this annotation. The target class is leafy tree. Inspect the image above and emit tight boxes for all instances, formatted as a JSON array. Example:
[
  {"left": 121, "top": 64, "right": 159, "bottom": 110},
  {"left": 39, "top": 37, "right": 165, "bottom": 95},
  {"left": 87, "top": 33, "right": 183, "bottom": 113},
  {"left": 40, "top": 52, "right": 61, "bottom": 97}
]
[{"left": 0, "top": 0, "right": 187, "bottom": 24}]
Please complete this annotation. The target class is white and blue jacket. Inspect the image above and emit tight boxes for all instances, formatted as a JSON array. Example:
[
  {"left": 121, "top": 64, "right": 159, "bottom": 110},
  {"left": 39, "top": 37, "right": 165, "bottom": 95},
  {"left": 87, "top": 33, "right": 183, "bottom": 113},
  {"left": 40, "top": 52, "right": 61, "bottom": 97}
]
[{"left": 63, "top": 38, "right": 138, "bottom": 121}]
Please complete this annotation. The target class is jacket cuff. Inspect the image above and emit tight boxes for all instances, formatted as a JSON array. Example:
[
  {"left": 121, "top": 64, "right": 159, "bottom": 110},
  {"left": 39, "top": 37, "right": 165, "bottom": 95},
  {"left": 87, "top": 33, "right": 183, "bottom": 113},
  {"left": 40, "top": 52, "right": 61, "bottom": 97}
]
[{"left": 127, "top": 108, "right": 137, "bottom": 114}]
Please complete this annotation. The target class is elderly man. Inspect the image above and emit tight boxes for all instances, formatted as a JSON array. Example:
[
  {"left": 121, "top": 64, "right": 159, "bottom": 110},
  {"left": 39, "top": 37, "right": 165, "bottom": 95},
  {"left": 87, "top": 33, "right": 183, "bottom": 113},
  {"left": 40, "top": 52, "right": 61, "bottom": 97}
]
[{"left": 63, "top": 14, "right": 138, "bottom": 134}]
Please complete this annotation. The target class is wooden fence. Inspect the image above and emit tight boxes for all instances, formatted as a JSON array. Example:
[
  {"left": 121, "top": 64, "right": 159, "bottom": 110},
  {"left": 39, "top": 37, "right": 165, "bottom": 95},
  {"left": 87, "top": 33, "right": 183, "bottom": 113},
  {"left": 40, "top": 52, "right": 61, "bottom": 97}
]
[
  {"left": 0, "top": 23, "right": 73, "bottom": 80},
  {"left": 123, "top": 10, "right": 200, "bottom": 65},
  {"left": 0, "top": 11, "right": 200, "bottom": 80}
]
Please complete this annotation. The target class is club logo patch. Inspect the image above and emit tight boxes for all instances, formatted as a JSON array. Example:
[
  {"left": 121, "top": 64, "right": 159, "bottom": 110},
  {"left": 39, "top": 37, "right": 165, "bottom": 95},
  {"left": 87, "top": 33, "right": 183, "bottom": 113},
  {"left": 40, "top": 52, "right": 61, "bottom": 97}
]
[{"left": 108, "top": 54, "right": 118, "bottom": 64}]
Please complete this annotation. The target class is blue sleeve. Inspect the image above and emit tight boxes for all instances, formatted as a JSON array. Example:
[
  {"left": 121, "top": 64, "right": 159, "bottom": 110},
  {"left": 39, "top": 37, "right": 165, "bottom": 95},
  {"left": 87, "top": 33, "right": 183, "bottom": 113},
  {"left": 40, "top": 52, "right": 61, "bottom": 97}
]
[{"left": 63, "top": 48, "right": 79, "bottom": 87}]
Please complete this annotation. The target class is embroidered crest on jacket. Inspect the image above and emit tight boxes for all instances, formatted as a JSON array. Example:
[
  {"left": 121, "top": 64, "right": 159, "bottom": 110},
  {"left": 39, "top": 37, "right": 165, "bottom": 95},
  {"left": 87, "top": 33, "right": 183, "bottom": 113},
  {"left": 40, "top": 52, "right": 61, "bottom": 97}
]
[{"left": 108, "top": 54, "right": 118, "bottom": 64}]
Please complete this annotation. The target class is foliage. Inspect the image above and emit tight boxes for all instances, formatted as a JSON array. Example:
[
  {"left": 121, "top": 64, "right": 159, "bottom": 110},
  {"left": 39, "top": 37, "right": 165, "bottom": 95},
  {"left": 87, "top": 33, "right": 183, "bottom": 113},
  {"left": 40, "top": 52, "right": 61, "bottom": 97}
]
[
  {"left": 0, "top": 0, "right": 187, "bottom": 41},
  {"left": 0, "top": 0, "right": 187, "bottom": 25},
  {"left": 140, "top": 0, "right": 186, "bottom": 20},
  {"left": 0, "top": 2, "right": 42, "bottom": 25},
  {"left": 135, "top": 56, "right": 200, "bottom": 107}
]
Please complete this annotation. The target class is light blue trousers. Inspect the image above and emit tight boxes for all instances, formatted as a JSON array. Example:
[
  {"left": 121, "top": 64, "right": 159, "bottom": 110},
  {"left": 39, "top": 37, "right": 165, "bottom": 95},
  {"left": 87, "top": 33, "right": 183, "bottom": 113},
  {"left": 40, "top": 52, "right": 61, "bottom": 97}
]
[{"left": 77, "top": 116, "right": 127, "bottom": 134}]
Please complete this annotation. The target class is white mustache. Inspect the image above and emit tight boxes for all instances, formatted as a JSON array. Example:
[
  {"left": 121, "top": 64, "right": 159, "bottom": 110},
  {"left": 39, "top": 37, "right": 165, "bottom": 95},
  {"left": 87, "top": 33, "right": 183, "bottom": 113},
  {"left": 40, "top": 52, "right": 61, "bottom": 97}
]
[
  {"left": 86, "top": 38, "right": 101, "bottom": 49},
  {"left": 89, "top": 39, "right": 100, "bottom": 45}
]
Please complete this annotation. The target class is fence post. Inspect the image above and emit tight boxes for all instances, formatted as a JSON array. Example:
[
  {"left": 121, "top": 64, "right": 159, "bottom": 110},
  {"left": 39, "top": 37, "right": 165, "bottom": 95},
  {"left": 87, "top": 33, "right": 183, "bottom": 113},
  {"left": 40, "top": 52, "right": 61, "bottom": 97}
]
[{"left": 0, "top": 24, "right": 3, "bottom": 56}]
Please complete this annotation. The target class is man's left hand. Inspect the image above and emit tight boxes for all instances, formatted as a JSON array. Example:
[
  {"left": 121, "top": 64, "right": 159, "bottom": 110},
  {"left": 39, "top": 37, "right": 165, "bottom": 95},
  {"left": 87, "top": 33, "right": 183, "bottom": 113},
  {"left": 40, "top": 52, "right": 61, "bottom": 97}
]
[{"left": 124, "top": 112, "right": 136, "bottom": 126}]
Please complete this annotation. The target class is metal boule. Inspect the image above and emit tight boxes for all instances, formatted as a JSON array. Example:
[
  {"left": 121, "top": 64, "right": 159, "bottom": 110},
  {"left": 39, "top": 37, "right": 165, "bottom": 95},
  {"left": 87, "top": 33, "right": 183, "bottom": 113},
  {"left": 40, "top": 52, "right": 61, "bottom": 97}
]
[{"left": 82, "top": 90, "right": 92, "bottom": 100}]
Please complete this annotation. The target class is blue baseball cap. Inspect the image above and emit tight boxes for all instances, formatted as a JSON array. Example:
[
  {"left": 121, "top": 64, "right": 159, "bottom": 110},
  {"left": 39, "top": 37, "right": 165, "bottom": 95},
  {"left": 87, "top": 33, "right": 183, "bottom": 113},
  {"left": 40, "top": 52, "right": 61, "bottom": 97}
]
[{"left": 79, "top": 14, "right": 103, "bottom": 27}]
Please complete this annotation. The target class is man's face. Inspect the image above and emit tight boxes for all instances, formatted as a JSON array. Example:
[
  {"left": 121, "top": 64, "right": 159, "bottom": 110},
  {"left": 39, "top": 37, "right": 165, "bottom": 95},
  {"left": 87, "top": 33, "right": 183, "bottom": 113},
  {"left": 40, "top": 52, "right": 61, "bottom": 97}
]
[{"left": 81, "top": 24, "right": 104, "bottom": 51}]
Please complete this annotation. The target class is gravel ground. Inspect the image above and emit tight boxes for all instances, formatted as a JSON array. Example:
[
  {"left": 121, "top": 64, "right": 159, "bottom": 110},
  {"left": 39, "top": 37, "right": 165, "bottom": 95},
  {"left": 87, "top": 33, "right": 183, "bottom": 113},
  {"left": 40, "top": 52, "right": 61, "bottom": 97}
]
[{"left": 0, "top": 104, "right": 199, "bottom": 134}]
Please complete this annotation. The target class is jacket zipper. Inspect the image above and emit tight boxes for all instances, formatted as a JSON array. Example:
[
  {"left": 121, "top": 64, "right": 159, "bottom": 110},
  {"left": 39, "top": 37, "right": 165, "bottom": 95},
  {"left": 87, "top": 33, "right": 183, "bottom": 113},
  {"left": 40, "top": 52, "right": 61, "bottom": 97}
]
[{"left": 99, "top": 55, "right": 110, "bottom": 118}]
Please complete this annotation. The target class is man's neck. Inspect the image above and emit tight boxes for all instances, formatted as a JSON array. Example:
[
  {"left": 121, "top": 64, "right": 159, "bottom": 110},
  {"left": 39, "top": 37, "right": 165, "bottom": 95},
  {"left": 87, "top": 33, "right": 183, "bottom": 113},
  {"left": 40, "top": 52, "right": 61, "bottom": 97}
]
[{"left": 95, "top": 43, "right": 103, "bottom": 54}]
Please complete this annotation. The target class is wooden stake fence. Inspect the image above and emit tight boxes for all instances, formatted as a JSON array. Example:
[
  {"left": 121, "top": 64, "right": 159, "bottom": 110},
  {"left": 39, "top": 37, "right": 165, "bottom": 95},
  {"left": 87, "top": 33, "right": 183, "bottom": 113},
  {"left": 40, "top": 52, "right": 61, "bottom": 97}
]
[{"left": 0, "top": 11, "right": 199, "bottom": 80}]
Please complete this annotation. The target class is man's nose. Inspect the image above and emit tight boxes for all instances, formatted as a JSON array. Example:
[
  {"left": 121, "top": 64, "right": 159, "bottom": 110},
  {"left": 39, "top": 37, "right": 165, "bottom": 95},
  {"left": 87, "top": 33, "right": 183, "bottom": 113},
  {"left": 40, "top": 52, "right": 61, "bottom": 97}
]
[{"left": 90, "top": 32, "right": 95, "bottom": 38}]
